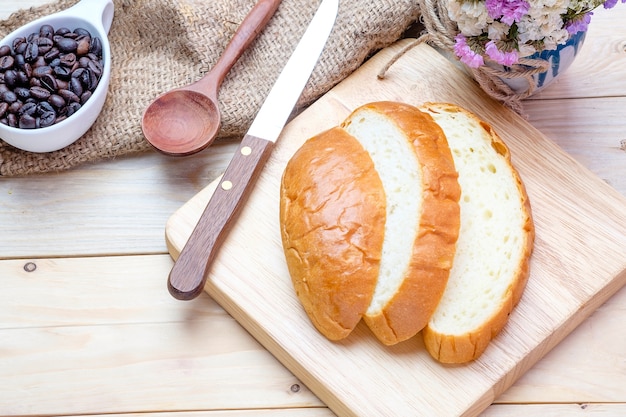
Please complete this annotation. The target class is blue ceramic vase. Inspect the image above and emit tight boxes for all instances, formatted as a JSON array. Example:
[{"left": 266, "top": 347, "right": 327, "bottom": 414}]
[{"left": 500, "top": 30, "right": 587, "bottom": 95}]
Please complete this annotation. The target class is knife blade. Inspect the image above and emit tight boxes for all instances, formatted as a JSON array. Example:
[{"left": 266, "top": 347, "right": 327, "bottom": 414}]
[{"left": 168, "top": 0, "right": 339, "bottom": 300}]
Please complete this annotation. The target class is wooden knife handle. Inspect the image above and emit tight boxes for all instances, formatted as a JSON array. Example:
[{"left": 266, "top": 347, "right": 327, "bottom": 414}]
[{"left": 168, "top": 134, "right": 275, "bottom": 300}]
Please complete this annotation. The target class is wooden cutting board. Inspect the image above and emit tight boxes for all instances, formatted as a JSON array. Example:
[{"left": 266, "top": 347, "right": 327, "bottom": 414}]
[{"left": 165, "top": 40, "right": 626, "bottom": 417}]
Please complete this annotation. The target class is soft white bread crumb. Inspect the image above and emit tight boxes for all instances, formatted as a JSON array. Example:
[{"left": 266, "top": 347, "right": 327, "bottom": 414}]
[
  {"left": 343, "top": 109, "right": 422, "bottom": 314},
  {"left": 420, "top": 103, "right": 534, "bottom": 363}
]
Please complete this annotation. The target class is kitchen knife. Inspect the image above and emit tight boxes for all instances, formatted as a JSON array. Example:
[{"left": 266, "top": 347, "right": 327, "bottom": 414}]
[{"left": 168, "top": 0, "right": 339, "bottom": 300}]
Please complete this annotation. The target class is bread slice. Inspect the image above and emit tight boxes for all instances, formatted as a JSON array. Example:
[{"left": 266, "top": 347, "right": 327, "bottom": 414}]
[
  {"left": 280, "top": 101, "right": 461, "bottom": 344},
  {"left": 280, "top": 126, "right": 386, "bottom": 341},
  {"left": 419, "top": 103, "right": 535, "bottom": 363}
]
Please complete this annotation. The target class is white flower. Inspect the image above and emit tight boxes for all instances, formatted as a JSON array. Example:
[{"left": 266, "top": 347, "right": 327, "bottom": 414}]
[
  {"left": 448, "top": 0, "right": 491, "bottom": 36},
  {"left": 487, "top": 21, "right": 510, "bottom": 40}
]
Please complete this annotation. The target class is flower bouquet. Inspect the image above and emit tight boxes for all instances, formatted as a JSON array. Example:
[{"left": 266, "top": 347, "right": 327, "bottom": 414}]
[
  {"left": 451, "top": 0, "right": 623, "bottom": 69},
  {"left": 380, "top": 0, "right": 624, "bottom": 111}
]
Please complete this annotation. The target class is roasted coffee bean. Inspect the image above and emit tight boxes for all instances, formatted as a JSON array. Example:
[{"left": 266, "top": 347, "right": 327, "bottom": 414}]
[
  {"left": 18, "top": 113, "right": 37, "bottom": 129},
  {"left": 60, "top": 53, "right": 76, "bottom": 68},
  {"left": 24, "top": 42, "right": 39, "bottom": 62},
  {"left": 16, "top": 71, "right": 30, "bottom": 86},
  {"left": 80, "top": 90, "right": 92, "bottom": 104},
  {"left": 22, "top": 63, "right": 33, "bottom": 78},
  {"left": 0, "top": 24, "right": 104, "bottom": 130},
  {"left": 15, "top": 86, "right": 31, "bottom": 101},
  {"left": 1, "top": 90, "right": 17, "bottom": 103},
  {"left": 78, "top": 56, "right": 91, "bottom": 68},
  {"left": 76, "top": 37, "right": 91, "bottom": 56},
  {"left": 19, "top": 101, "right": 37, "bottom": 117},
  {"left": 74, "top": 28, "right": 91, "bottom": 37},
  {"left": 56, "top": 79, "right": 69, "bottom": 90},
  {"left": 30, "top": 86, "right": 51, "bottom": 100},
  {"left": 39, "top": 110, "right": 56, "bottom": 127},
  {"left": 69, "top": 77, "right": 83, "bottom": 97},
  {"left": 59, "top": 88, "right": 80, "bottom": 103},
  {"left": 40, "top": 74, "right": 58, "bottom": 92},
  {"left": 8, "top": 101, "right": 22, "bottom": 114},
  {"left": 89, "top": 37, "right": 102, "bottom": 56},
  {"left": 3, "top": 70, "right": 17, "bottom": 88},
  {"left": 87, "top": 59, "right": 103, "bottom": 77},
  {"left": 14, "top": 54, "right": 25, "bottom": 69},
  {"left": 56, "top": 37, "right": 78, "bottom": 53},
  {"left": 0, "top": 55, "right": 14, "bottom": 70},
  {"left": 52, "top": 65, "right": 71, "bottom": 79},
  {"left": 37, "top": 101, "right": 55, "bottom": 115},
  {"left": 40, "top": 25, "right": 55, "bottom": 39},
  {"left": 44, "top": 47, "right": 60, "bottom": 62},
  {"left": 37, "top": 37, "right": 54, "bottom": 55},
  {"left": 31, "top": 56, "right": 47, "bottom": 68},
  {"left": 48, "top": 57, "right": 61, "bottom": 67},
  {"left": 66, "top": 101, "right": 81, "bottom": 116},
  {"left": 55, "top": 27, "right": 71, "bottom": 36},
  {"left": 48, "top": 94, "right": 65, "bottom": 109},
  {"left": 7, "top": 113, "right": 17, "bottom": 127},
  {"left": 12, "top": 37, "right": 25, "bottom": 52},
  {"left": 32, "top": 65, "right": 53, "bottom": 78}
]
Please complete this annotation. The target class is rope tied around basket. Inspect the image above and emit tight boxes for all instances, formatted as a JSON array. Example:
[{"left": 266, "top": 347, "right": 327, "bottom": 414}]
[{"left": 377, "top": 0, "right": 551, "bottom": 114}]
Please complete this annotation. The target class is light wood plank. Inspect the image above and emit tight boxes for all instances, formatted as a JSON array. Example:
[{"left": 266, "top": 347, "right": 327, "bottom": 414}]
[
  {"left": 0, "top": 140, "right": 240, "bottom": 259},
  {"left": 0, "top": 255, "right": 324, "bottom": 416},
  {"left": 0, "top": 322, "right": 323, "bottom": 416},
  {"left": 483, "top": 404, "right": 626, "bottom": 417},
  {"left": 1, "top": 253, "right": 624, "bottom": 416},
  {"left": 0, "top": 255, "right": 223, "bottom": 329},
  {"left": 39, "top": 403, "right": 626, "bottom": 417},
  {"left": 67, "top": 412, "right": 337, "bottom": 417},
  {"left": 524, "top": 97, "right": 626, "bottom": 196}
]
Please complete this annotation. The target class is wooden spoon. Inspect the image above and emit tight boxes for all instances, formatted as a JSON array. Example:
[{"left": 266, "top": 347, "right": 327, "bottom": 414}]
[{"left": 141, "top": 0, "right": 282, "bottom": 156}]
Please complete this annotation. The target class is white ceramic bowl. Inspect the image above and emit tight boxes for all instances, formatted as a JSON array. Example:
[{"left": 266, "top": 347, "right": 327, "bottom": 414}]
[{"left": 0, "top": 0, "right": 114, "bottom": 153}]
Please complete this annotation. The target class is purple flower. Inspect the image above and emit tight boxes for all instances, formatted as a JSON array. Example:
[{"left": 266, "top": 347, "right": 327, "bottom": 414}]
[
  {"left": 485, "top": 0, "right": 530, "bottom": 25},
  {"left": 603, "top": 0, "right": 618, "bottom": 8},
  {"left": 566, "top": 12, "right": 592, "bottom": 34},
  {"left": 454, "top": 34, "right": 484, "bottom": 68},
  {"left": 485, "top": 41, "right": 519, "bottom": 66}
]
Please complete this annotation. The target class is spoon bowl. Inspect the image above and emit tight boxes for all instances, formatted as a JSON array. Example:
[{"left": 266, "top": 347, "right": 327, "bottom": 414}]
[
  {"left": 142, "top": 0, "right": 281, "bottom": 156},
  {"left": 0, "top": 0, "right": 114, "bottom": 153},
  {"left": 142, "top": 88, "right": 221, "bottom": 156}
]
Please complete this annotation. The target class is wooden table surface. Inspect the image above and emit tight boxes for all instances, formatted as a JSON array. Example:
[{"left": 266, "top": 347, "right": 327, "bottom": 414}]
[{"left": 1, "top": 2, "right": 625, "bottom": 416}]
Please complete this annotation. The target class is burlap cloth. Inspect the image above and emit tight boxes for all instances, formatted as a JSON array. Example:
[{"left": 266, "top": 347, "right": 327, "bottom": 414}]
[{"left": 0, "top": 0, "right": 419, "bottom": 176}]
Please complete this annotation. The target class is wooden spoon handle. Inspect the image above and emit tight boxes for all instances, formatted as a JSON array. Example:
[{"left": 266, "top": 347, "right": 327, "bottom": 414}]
[
  {"left": 168, "top": 134, "right": 275, "bottom": 300},
  {"left": 197, "top": 0, "right": 282, "bottom": 93}
]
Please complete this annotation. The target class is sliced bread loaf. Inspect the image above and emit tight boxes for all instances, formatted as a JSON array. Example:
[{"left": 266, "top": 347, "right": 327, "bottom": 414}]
[
  {"left": 419, "top": 103, "right": 535, "bottom": 363},
  {"left": 280, "top": 101, "right": 461, "bottom": 344}
]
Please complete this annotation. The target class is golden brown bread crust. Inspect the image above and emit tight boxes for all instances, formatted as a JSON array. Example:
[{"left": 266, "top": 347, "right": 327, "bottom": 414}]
[
  {"left": 279, "top": 127, "right": 385, "bottom": 341},
  {"left": 420, "top": 103, "right": 535, "bottom": 363},
  {"left": 356, "top": 102, "right": 461, "bottom": 345}
]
